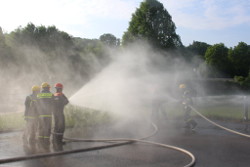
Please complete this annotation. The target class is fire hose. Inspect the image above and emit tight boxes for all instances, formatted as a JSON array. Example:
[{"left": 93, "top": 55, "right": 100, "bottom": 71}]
[
  {"left": 190, "top": 105, "right": 250, "bottom": 138},
  {"left": 0, "top": 122, "right": 196, "bottom": 167},
  {"left": 1, "top": 103, "right": 249, "bottom": 166},
  {"left": 63, "top": 122, "right": 196, "bottom": 167}
]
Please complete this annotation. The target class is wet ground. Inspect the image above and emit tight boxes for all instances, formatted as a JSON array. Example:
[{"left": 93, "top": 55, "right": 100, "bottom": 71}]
[{"left": 0, "top": 116, "right": 250, "bottom": 167}]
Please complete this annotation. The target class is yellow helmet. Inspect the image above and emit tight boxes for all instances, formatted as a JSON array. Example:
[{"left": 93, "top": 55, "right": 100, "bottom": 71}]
[
  {"left": 41, "top": 82, "right": 50, "bottom": 88},
  {"left": 179, "top": 84, "right": 186, "bottom": 89},
  {"left": 31, "top": 85, "right": 40, "bottom": 92}
]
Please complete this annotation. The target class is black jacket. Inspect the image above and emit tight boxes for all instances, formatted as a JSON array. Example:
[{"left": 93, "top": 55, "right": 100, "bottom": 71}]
[
  {"left": 36, "top": 90, "right": 54, "bottom": 116},
  {"left": 24, "top": 93, "right": 38, "bottom": 118},
  {"left": 53, "top": 93, "right": 69, "bottom": 116}
]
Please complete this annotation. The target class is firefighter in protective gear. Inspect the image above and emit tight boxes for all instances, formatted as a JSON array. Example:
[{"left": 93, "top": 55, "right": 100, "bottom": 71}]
[
  {"left": 36, "top": 82, "right": 54, "bottom": 151},
  {"left": 182, "top": 90, "right": 197, "bottom": 130},
  {"left": 52, "top": 83, "right": 69, "bottom": 151},
  {"left": 178, "top": 83, "right": 187, "bottom": 96},
  {"left": 23, "top": 85, "right": 40, "bottom": 149}
]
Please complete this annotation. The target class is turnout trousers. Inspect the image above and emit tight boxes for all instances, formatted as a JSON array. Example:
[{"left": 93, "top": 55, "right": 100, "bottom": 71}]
[{"left": 38, "top": 116, "right": 52, "bottom": 151}]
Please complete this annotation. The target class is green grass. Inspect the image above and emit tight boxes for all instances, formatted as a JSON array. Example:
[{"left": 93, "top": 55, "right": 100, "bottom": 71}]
[
  {"left": 161, "top": 102, "right": 245, "bottom": 122},
  {"left": 64, "top": 104, "right": 114, "bottom": 128},
  {"left": 0, "top": 102, "right": 246, "bottom": 132},
  {"left": 0, "top": 112, "right": 25, "bottom": 131},
  {"left": 195, "top": 104, "right": 244, "bottom": 121},
  {"left": 0, "top": 105, "right": 114, "bottom": 132}
]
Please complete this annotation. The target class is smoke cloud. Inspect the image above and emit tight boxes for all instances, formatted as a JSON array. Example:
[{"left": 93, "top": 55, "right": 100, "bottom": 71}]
[
  {"left": 69, "top": 41, "right": 197, "bottom": 123},
  {"left": 0, "top": 43, "right": 103, "bottom": 113}
]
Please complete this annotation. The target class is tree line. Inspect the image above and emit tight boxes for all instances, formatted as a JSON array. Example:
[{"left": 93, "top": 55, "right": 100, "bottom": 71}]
[
  {"left": 0, "top": 24, "right": 113, "bottom": 94},
  {"left": 0, "top": 0, "right": 250, "bottom": 93}
]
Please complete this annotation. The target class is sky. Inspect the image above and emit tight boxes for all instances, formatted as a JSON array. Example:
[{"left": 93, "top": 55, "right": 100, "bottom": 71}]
[{"left": 0, "top": 0, "right": 249, "bottom": 47}]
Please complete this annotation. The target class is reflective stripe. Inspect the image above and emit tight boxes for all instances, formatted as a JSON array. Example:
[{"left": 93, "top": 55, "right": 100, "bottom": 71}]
[
  {"left": 37, "top": 93, "right": 53, "bottom": 99},
  {"left": 39, "top": 115, "right": 52, "bottom": 118}
]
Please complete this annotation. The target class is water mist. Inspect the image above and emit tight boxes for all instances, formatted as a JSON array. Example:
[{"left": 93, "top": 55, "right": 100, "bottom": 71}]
[{"left": 69, "top": 42, "right": 196, "bottom": 131}]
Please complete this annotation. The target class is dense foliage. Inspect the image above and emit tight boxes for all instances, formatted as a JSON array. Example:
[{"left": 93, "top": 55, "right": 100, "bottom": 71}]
[
  {"left": 100, "top": 33, "right": 120, "bottom": 47},
  {"left": 0, "top": 0, "right": 249, "bottom": 92},
  {"left": 122, "top": 0, "right": 182, "bottom": 50},
  {"left": 0, "top": 23, "right": 112, "bottom": 95},
  {"left": 229, "top": 42, "right": 250, "bottom": 77},
  {"left": 187, "top": 41, "right": 250, "bottom": 86},
  {"left": 187, "top": 41, "right": 211, "bottom": 59},
  {"left": 205, "top": 43, "right": 231, "bottom": 77}
]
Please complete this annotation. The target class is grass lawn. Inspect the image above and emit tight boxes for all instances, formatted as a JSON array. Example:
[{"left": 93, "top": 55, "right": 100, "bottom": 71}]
[
  {"left": 0, "top": 104, "right": 114, "bottom": 132},
  {"left": 0, "top": 97, "right": 247, "bottom": 132},
  {"left": 0, "top": 112, "right": 25, "bottom": 132},
  {"left": 195, "top": 104, "right": 244, "bottom": 121},
  {"left": 161, "top": 97, "right": 245, "bottom": 122}
]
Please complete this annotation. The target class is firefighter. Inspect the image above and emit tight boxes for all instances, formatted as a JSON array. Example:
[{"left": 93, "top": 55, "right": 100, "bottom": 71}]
[
  {"left": 36, "top": 82, "right": 54, "bottom": 152},
  {"left": 52, "top": 83, "right": 69, "bottom": 151},
  {"left": 23, "top": 85, "right": 40, "bottom": 150},
  {"left": 182, "top": 90, "right": 197, "bottom": 130},
  {"left": 178, "top": 84, "right": 187, "bottom": 98}
]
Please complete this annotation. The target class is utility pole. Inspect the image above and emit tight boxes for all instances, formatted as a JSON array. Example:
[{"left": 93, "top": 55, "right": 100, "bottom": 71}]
[{"left": 243, "top": 96, "right": 249, "bottom": 131}]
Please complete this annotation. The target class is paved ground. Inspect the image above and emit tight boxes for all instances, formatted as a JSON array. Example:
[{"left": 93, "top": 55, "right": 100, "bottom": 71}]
[{"left": 0, "top": 116, "right": 250, "bottom": 167}]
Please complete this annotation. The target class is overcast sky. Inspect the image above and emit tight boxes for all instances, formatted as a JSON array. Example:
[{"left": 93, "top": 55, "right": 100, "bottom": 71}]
[{"left": 0, "top": 0, "right": 249, "bottom": 47}]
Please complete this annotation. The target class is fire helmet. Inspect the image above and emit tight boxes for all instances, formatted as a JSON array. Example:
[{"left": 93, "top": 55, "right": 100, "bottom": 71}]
[
  {"left": 54, "top": 83, "right": 63, "bottom": 89},
  {"left": 41, "top": 82, "right": 50, "bottom": 88},
  {"left": 31, "top": 85, "right": 40, "bottom": 92}
]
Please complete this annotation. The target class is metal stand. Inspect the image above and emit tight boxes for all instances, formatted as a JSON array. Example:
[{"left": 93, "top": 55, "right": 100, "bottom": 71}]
[{"left": 243, "top": 96, "right": 249, "bottom": 132}]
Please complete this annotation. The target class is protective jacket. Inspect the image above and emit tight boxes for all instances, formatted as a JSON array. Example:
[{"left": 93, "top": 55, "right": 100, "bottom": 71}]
[
  {"left": 53, "top": 92, "right": 68, "bottom": 132},
  {"left": 182, "top": 96, "right": 193, "bottom": 112},
  {"left": 23, "top": 93, "right": 39, "bottom": 147},
  {"left": 36, "top": 90, "right": 54, "bottom": 117},
  {"left": 36, "top": 89, "right": 54, "bottom": 151},
  {"left": 24, "top": 94, "right": 38, "bottom": 119},
  {"left": 182, "top": 93, "right": 197, "bottom": 129}
]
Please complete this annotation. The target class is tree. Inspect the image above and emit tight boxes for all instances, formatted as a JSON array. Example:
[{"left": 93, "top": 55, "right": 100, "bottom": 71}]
[
  {"left": 99, "top": 33, "right": 119, "bottom": 47},
  {"left": 187, "top": 41, "right": 211, "bottom": 59},
  {"left": 122, "top": 0, "right": 182, "bottom": 49},
  {"left": 0, "top": 27, "right": 13, "bottom": 66},
  {"left": 8, "top": 23, "right": 73, "bottom": 55},
  {"left": 229, "top": 42, "right": 250, "bottom": 77},
  {"left": 205, "top": 43, "right": 232, "bottom": 77},
  {"left": 0, "top": 27, "right": 5, "bottom": 45}
]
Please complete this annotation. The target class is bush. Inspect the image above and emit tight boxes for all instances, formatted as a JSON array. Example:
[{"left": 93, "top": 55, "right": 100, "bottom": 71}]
[
  {"left": 64, "top": 104, "right": 114, "bottom": 128},
  {"left": 0, "top": 112, "right": 25, "bottom": 131},
  {"left": 234, "top": 71, "right": 250, "bottom": 90},
  {"left": 0, "top": 105, "right": 114, "bottom": 132}
]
